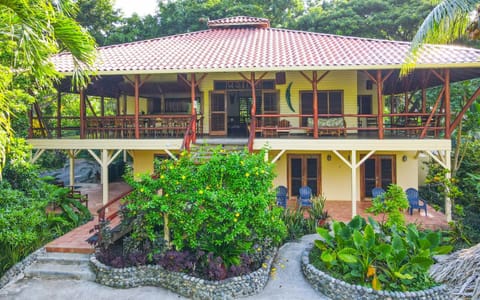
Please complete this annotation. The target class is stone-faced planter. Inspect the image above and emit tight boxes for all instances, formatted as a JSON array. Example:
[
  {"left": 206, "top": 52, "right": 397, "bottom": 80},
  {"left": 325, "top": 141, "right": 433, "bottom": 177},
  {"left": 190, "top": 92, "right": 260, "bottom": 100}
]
[
  {"left": 90, "top": 248, "right": 277, "bottom": 300},
  {"left": 0, "top": 247, "right": 46, "bottom": 289},
  {"left": 301, "top": 246, "right": 450, "bottom": 300}
]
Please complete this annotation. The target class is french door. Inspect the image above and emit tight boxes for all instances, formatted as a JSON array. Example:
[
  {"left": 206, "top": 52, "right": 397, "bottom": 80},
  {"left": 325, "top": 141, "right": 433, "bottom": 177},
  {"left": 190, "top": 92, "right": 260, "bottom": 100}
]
[
  {"left": 361, "top": 155, "right": 395, "bottom": 199},
  {"left": 288, "top": 155, "right": 321, "bottom": 198},
  {"left": 210, "top": 92, "right": 227, "bottom": 135}
]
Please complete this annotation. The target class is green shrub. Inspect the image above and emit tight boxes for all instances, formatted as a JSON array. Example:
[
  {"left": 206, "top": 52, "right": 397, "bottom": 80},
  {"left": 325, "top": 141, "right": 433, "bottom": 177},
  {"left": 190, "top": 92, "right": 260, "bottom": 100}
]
[
  {"left": 124, "top": 147, "right": 287, "bottom": 266},
  {"left": 0, "top": 141, "right": 91, "bottom": 276},
  {"left": 311, "top": 216, "right": 452, "bottom": 292},
  {"left": 366, "top": 184, "right": 409, "bottom": 229},
  {"left": 281, "top": 208, "right": 314, "bottom": 241}
]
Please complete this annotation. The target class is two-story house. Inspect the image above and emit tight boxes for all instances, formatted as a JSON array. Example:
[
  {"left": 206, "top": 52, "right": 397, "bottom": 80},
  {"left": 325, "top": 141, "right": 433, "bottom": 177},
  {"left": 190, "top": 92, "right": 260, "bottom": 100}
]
[{"left": 29, "top": 16, "right": 480, "bottom": 221}]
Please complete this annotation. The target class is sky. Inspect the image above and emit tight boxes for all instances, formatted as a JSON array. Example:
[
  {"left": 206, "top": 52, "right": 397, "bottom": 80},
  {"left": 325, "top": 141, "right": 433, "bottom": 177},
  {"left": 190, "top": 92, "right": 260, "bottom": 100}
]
[{"left": 114, "top": 0, "right": 158, "bottom": 17}]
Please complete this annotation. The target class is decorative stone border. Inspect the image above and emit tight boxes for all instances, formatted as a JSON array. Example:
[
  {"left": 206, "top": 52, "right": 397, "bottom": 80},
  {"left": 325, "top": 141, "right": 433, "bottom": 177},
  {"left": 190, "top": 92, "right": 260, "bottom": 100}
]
[
  {"left": 90, "top": 248, "right": 277, "bottom": 300},
  {"left": 0, "top": 247, "right": 46, "bottom": 289},
  {"left": 301, "top": 246, "right": 451, "bottom": 300}
]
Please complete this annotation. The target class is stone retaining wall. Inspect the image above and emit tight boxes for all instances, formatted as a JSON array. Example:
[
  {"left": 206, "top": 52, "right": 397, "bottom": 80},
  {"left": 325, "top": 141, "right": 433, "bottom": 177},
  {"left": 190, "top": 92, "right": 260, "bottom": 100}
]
[
  {"left": 0, "top": 247, "right": 46, "bottom": 289},
  {"left": 301, "top": 247, "right": 451, "bottom": 300},
  {"left": 90, "top": 249, "right": 277, "bottom": 300}
]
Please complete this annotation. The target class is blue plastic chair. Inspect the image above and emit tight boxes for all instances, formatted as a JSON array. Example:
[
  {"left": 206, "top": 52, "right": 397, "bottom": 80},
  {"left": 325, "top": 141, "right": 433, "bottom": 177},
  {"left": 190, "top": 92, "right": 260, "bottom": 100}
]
[
  {"left": 372, "top": 187, "right": 385, "bottom": 201},
  {"left": 276, "top": 185, "right": 288, "bottom": 208},
  {"left": 405, "top": 188, "right": 427, "bottom": 215},
  {"left": 298, "top": 186, "right": 312, "bottom": 208}
]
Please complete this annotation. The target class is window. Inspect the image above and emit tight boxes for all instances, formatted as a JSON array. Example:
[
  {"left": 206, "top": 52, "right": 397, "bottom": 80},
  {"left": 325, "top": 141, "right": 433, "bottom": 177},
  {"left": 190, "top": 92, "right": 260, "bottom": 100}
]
[{"left": 301, "top": 91, "right": 343, "bottom": 126}]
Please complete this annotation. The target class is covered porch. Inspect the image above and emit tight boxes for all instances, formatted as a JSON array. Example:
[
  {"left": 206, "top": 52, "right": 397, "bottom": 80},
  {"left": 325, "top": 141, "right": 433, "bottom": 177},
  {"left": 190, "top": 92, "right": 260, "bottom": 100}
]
[{"left": 45, "top": 182, "right": 448, "bottom": 254}]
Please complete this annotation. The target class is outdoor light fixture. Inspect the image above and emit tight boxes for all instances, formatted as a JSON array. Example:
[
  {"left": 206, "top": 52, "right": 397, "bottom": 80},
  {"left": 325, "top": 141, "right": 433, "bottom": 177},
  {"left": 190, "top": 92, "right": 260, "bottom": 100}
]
[
  {"left": 327, "top": 154, "right": 332, "bottom": 161},
  {"left": 402, "top": 155, "right": 408, "bottom": 162}
]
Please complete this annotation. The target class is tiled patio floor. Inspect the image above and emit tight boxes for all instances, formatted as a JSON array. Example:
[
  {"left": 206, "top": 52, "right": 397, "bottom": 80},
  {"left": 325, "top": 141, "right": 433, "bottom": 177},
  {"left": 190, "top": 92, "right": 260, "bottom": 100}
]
[
  {"left": 287, "top": 198, "right": 449, "bottom": 230},
  {"left": 46, "top": 182, "right": 449, "bottom": 254}
]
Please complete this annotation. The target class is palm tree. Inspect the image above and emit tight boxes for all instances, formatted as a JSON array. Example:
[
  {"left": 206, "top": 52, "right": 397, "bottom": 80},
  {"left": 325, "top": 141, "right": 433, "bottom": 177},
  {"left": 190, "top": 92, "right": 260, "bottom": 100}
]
[
  {"left": 0, "top": 0, "right": 96, "bottom": 176},
  {"left": 403, "top": 0, "right": 479, "bottom": 73}
]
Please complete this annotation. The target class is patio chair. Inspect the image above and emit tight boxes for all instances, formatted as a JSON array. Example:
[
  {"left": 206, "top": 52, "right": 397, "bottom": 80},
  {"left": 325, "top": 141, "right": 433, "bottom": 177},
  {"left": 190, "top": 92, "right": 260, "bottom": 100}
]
[
  {"left": 298, "top": 186, "right": 312, "bottom": 208},
  {"left": 371, "top": 187, "right": 385, "bottom": 201},
  {"left": 276, "top": 185, "right": 288, "bottom": 208},
  {"left": 276, "top": 119, "right": 291, "bottom": 136},
  {"left": 405, "top": 188, "right": 427, "bottom": 215}
]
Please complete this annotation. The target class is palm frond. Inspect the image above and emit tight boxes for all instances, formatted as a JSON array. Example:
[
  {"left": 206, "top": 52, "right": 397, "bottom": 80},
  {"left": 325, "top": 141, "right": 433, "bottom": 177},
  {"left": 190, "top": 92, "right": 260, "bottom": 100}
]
[{"left": 402, "top": 0, "right": 478, "bottom": 75}]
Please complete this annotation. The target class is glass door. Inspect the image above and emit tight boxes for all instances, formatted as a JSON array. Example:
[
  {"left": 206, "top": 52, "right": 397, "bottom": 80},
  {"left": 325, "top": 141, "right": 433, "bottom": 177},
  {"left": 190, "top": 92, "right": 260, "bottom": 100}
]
[
  {"left": 289, "top": 155, "right": 321, "bottom": 198},
  {"left": 361, "top": 155, "right": 395, "bottom": 199}
]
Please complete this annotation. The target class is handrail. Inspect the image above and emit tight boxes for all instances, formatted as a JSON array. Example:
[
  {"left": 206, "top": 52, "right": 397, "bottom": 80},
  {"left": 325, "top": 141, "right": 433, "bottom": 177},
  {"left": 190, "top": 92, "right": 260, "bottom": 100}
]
[
  {"left": 182, "top": 115, "right": 196, "bottom": 151},
  {"left": 97, "top": 188, "right": 133, "bottom": 223}
]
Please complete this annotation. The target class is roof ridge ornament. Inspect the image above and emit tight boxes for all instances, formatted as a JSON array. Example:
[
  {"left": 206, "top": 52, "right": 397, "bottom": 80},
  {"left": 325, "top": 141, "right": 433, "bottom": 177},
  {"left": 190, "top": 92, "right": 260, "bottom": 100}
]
[{"left": 207, "top": 16, "right": 270, "bottom": 29}]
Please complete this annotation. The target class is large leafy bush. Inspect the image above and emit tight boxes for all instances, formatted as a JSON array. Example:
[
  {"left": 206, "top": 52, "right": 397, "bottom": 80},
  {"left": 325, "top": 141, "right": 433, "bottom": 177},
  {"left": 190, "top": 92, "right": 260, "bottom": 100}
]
[{"left": 123, "top": 148, "right": 286, "bottom": 267}]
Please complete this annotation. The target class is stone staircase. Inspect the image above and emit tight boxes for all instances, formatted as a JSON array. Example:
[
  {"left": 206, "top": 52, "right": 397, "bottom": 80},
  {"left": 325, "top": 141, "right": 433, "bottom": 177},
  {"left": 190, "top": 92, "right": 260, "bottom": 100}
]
[{"left": 24, "top": 252, "right": 95, "bottom": 281}]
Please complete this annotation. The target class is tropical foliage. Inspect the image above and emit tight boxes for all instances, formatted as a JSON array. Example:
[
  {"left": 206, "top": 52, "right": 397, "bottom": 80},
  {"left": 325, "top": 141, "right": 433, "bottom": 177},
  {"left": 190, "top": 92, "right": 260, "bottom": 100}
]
[
  {"left": 311, "top": 215, "right": 452, "bottom": 291},
  {"left": 95, "top": 148, "right": 286, "bottom": 280},
  {"left": 367, "top": 184, "right": 410, "bottom": 228},
  {"left": 404, "top": 0, "right": 480, "bottom": 72},
  {"left": 0, "top": 0, "right": 96, "bottom": 175},
  {"left": 0, "top": 140, "right": 91, "bottom": 276}
]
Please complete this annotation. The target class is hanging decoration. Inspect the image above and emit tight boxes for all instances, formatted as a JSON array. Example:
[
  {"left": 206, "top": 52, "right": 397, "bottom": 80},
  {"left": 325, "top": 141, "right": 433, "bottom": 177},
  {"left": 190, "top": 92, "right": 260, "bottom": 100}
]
[{"left": 285, "top": 82, "right": 295, "bottom": 112}]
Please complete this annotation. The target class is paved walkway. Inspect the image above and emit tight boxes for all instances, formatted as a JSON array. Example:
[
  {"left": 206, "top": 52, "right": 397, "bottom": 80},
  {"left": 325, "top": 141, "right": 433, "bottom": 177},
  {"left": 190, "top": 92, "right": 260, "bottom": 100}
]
[{"left": 0, "top": 235, "right": 328, "bottom": 300}]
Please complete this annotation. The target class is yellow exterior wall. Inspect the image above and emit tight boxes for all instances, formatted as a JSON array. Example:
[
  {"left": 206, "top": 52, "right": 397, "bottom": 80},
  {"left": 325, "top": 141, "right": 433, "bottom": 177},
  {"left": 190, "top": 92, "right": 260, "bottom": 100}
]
[
  {"left": 195, "top": 70, "right": 358, "bottom": 134},
  {"left": 396, "top": 151, "right": 419, "bottom": 190},
  {"left": 125, "top": 96, "right": 148, "bottom": 114},
  {"left": 131, "top": 150, "right": 179, "bottom": 176},
  {"left": 131, "top": 150, "right": 156, "bottom": 176},
  {"left": 268, "top": 150, "right": 420, "bottom": 202}
]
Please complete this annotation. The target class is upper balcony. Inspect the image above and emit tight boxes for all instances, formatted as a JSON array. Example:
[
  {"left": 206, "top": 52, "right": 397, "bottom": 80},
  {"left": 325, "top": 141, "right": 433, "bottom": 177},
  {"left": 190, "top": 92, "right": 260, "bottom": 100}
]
[{"left": 28, "top": 111, "right": 446, "bottom": 141}]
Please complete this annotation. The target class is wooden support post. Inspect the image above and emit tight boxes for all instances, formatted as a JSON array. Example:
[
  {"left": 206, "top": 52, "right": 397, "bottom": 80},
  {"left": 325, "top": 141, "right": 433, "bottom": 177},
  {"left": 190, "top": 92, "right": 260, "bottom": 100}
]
[
  {"left": 102, "top": 149, "right": 109, "bottom": 206},
  {"left": 134, "top": 75, "right": 140, "bottom": 139},
  {"left": 444, "top": 70, "right": 451, "bottom": 139},
  {"left": 376, "top": 71, "right": 384, "bottom": 139},
  {"left": 67, "top": 149, "right": 79, "bottom": 186},
  {"left": 313, "top": 71, "right": 319, "bottom": 139},
  {"left": 351, "top": 150, "right": 357, "bottom": 217},
  {"left": 80, "top": 89, "right": 86, "bottom": 139},
  {"left": 56, "top": 90, "right": 62, "bottom": 138},
  {"left": 191, "top": 73, "right": 197, "bottom": 144},
  {"left": 445, "top": 150, "right": 452, "bottom": 222},
  {"left": 249, "top": 72, "right": 257, "bottom": 153}
]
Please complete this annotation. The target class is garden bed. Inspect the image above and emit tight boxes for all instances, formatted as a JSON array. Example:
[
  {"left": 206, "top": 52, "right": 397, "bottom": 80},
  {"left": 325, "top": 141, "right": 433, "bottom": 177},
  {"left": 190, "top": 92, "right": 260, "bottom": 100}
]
[
  {"left": 90, "top": 248, "right": 277, "bottom": 300},
  {"left": 301, "top": 246, "right": 450, "bottom": 300}
]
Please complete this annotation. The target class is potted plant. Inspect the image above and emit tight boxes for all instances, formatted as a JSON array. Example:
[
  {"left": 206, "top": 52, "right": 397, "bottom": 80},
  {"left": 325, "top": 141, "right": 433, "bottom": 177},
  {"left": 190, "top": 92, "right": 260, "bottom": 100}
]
[{"left": 310, "top": 195, "right": 329, "bottom": 227}]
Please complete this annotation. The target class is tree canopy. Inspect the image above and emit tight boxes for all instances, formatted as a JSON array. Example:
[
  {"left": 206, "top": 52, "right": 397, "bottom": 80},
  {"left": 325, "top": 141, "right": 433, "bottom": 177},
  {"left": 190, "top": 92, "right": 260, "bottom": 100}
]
[
  {"left": 294, "top": 0, "right": 435, "bottom": 41},
  {"left": 0, "top": 0, "right": 96, "bottom": 175}
]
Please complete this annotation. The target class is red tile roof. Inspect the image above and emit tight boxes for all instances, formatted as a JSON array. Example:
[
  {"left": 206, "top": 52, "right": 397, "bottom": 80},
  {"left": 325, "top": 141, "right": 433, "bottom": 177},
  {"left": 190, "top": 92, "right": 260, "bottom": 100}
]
[{"left": 52, "top": 16, "right": 480, "bottom": 75}]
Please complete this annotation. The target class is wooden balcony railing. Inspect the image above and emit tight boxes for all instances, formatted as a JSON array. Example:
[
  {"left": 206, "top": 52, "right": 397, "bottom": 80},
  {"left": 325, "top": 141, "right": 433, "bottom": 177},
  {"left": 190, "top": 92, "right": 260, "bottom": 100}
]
[{"left": 29, "top": 112, "right": 447, "bottom": 140}]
